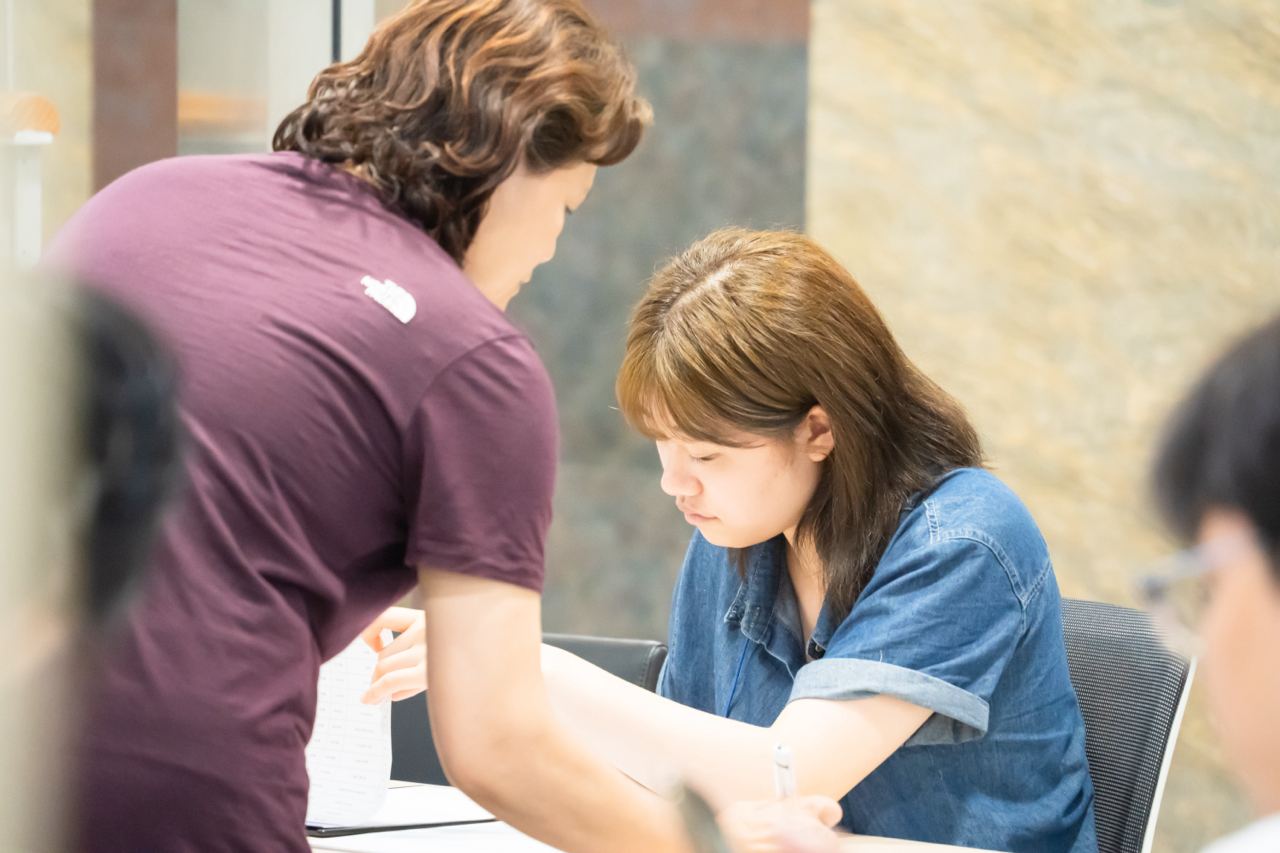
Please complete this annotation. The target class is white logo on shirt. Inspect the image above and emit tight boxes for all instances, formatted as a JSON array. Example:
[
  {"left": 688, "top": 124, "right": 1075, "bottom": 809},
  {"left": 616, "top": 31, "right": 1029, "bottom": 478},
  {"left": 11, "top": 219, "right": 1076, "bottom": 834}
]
[{"left": 361, "top": 275, "right": 417, "bottom": 324}]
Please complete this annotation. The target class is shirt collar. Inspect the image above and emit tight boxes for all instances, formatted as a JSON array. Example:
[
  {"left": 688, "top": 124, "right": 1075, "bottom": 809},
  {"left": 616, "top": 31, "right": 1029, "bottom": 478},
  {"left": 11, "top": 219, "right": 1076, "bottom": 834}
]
[
  {"left": 723, "top": 535, "right": 787, "bottom": 643},
  {"left": 719, "top": 534, "right": 843, "bottom": 661}
]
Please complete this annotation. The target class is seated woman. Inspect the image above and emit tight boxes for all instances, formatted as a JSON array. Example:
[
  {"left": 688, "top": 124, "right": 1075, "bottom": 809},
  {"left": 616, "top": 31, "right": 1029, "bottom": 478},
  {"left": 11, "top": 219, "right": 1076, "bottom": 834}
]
[{"left": 367, "top": 228, "right": 1098, "bottom": 853}]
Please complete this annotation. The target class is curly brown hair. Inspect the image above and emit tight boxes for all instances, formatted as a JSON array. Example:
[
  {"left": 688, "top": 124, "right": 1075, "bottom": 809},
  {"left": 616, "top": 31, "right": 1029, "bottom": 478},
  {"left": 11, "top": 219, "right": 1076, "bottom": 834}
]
[{"left": 273, "top": 0, "right": 650, "bottom": 263}]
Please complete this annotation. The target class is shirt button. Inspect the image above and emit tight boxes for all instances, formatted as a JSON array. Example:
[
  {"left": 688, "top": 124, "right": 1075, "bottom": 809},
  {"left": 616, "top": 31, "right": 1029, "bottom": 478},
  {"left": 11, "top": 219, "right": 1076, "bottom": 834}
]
[{"left": 807, "top": 638, "right": 825, "bottom": 659}]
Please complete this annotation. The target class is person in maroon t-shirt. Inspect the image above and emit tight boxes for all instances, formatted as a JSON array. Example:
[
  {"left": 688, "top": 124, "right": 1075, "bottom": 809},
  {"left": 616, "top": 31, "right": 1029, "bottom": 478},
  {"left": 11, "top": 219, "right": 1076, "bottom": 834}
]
[{"left": 42, "top": 2, "right": 715, "bottom": 850}]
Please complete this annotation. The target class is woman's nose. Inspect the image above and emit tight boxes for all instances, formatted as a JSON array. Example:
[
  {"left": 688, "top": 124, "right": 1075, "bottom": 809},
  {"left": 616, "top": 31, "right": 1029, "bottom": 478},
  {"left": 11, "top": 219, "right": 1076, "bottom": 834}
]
[{"left": 660, "top": 461, "right": 699, "bottom": 498}]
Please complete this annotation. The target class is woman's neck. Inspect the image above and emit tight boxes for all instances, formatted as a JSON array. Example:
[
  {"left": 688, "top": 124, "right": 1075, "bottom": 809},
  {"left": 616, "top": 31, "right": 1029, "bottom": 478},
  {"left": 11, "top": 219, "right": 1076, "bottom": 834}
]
[{"left": 783, "top": 529, "right": 826, "bottom": 643}]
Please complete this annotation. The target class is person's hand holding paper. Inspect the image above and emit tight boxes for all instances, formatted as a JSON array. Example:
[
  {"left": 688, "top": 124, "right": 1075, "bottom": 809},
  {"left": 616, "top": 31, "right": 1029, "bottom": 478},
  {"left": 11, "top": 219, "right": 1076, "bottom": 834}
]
[{"left": 361, "top": 606, "right": 428, "bottom": 704}]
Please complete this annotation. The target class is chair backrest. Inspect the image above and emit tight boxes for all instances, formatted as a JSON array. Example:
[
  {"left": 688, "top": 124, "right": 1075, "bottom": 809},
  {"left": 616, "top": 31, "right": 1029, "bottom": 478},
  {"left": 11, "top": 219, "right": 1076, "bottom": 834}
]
[
  {"left": 1061, "top": 598, "right": 1194, "bottom": 853},
  {"left": 390, "top": 633, "right": 668, "bottom": 785}
]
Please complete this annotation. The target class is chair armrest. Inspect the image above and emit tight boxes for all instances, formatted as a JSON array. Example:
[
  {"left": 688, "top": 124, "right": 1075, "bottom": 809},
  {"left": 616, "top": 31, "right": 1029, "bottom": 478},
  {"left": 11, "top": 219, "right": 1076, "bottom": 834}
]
[
  {"left": 543, "top": 633, "right": 668, "bottom": 693},
  {"left": 390, "top": 633, "right": 668, "bottom": 785}
]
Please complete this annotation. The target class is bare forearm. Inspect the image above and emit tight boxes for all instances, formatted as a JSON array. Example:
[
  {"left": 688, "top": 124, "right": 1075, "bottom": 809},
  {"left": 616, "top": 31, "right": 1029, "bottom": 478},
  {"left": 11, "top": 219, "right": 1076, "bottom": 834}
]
[
  {"left": 418, "top": 568, "right": 692, "bottom": 853},
  {"left": 435, "top": 687, "right": 689, "bottom": 853},
  {"left": 539, "top": 645, "right": 931, "bottom": 806},
  {"left": 540, "top": 645, "right": 779, "bottom": 803}
]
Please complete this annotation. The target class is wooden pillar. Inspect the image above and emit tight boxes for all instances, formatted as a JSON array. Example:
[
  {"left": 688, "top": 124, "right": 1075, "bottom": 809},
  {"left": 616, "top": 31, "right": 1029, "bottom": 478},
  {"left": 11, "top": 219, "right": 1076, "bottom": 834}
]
[
  {"left": 586, "top": 0, "right": 808, "bottom": 42},
  {"left": 92, "top": 0, "right": 177, "bottom": 191}
]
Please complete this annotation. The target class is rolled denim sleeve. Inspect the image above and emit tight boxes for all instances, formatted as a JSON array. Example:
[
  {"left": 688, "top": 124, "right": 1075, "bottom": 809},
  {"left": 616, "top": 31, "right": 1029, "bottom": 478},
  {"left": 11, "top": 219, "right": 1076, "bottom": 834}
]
[{"left": 790, "top": 535, "right": 1029, "bottom": 745}]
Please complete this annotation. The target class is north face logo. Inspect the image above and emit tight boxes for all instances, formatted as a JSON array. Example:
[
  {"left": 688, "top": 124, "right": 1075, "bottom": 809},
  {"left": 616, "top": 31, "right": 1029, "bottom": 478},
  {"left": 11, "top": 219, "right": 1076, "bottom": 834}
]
[{"left": 361, "top": 275, "right": 417, "bottom": 324}]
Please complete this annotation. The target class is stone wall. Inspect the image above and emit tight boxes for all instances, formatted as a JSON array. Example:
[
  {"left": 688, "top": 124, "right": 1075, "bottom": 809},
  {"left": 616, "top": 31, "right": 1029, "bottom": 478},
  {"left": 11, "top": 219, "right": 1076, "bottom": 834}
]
[
  {"left": 515, "top": 1, "right": 811, "bottom": 640},
  {"left": 809, "top": 2, "right": 1280, "bottom": 848}
]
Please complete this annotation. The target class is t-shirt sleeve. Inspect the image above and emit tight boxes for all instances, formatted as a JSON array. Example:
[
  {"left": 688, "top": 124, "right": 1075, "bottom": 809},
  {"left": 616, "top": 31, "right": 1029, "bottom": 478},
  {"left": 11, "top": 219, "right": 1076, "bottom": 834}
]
[
  {"left": 789, "top": 536, "right": 1029, "bottom": 745},
  {"left": 401, "top": 335, "right": 558, "bottom": 592}
]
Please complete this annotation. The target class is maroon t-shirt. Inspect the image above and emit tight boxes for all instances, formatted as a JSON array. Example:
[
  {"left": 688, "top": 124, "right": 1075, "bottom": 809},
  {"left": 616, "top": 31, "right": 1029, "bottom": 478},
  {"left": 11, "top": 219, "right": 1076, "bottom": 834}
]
[{"left": 45, "top": 152, "right": 557, "bottom": 851}]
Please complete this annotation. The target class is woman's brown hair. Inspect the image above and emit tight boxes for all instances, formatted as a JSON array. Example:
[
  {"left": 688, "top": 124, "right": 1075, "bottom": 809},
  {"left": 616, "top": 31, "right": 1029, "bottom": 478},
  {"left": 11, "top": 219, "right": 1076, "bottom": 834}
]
[
  {"left": 273, "top": 0, "right": 650, "bottom": 263},
  {"left": 617, "top": 228, "right": 983, "bottom": 617}
]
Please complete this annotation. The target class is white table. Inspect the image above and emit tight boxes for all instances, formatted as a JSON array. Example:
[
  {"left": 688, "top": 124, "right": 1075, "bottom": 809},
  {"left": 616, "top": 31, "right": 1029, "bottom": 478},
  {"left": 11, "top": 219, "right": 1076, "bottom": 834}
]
[
  {"left": 311, "top": 826, "right": 997, "bottom": 852},
  {"left": 307, "top": 784, "right": 1002, "bottom": 853},
  {"left": 311, "top": 826, "right": 1000, "bottom": 852}
]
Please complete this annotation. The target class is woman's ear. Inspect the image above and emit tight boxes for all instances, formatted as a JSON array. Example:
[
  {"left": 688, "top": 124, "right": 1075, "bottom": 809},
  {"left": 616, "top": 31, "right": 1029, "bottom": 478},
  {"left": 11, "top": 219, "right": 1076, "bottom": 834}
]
[{"left": 801, "top": 405, "right": 835, "bottom": 462}]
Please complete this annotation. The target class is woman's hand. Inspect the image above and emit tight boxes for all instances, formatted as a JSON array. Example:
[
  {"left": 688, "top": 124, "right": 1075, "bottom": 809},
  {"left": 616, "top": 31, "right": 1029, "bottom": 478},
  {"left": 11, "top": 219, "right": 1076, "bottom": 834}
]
[
  {"left": 359, "top": 606, "right": 427, "bottom": 704},
  {"left": 718, "top": 795, "right": 844, "bottom": 853}
]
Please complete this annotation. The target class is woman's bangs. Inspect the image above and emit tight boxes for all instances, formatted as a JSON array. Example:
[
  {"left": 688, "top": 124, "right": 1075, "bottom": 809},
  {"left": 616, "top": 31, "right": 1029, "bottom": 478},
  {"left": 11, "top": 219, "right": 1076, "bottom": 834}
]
[{"left": 617, "top": 346, "right": 740, "bottom": 444}]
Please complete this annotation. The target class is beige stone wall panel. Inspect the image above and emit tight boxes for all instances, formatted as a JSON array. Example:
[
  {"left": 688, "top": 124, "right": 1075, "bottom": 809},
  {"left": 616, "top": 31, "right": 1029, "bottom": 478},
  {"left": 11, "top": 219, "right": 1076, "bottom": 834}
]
[{"left": 810, "top": 2, "right": 1280, "bottom": 848}]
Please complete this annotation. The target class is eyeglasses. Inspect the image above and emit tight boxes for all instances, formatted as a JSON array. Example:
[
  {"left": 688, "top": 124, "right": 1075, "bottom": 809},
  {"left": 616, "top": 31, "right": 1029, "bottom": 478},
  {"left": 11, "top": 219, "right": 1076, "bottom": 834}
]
[{"left": 1136, "top": 531, "right": 1259, "bottom": 658}]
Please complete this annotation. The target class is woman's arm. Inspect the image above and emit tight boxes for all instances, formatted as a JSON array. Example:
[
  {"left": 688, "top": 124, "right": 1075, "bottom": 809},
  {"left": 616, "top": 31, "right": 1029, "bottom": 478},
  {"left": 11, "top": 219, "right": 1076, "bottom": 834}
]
[
  {"left": 361, "top": 608, "right": 847, "bottom": 851},
  {"left": 360, "top": 606, "right": 929, "bottom": 807},
  {"left": 540, "top": 643, "right": 930, "bottom": 807},
  {"left": 414, "top": 572, "right": 693, "bottom": 853}
]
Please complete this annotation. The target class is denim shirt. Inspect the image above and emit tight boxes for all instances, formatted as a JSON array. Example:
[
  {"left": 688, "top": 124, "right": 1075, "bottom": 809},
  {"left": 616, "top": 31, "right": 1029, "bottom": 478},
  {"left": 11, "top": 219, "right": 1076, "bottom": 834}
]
[{"left": 659, "top": 468, "right": 1098, "bottom": 853}]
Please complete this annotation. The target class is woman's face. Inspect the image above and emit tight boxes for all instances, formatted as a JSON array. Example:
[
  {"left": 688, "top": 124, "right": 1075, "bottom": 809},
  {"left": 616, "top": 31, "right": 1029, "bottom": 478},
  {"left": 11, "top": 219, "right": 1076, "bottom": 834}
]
[
  {"left": 654, "top": 409, "right": 834, "bottom": 548},
  {"left": 463, "top": 161, "right": 597, "bottom": 310}
]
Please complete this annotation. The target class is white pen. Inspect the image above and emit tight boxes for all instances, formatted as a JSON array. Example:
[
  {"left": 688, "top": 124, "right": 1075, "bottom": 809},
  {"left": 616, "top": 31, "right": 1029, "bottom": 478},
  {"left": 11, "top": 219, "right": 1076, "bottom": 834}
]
[{"left": 772, "top": 743, "right": 797, "bottom": 799}]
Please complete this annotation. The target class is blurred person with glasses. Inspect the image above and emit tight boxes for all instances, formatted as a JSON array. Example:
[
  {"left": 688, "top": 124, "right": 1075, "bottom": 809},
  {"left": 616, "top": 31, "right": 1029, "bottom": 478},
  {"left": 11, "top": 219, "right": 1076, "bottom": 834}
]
[{"left": 1143, "top": 313, "right": 1280, "bottom": 853}]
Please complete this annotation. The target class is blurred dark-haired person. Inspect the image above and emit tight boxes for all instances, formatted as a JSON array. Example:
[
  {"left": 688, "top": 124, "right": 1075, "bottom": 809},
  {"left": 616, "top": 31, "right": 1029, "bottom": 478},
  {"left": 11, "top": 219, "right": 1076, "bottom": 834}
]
[
  {"left": 1145, "top": 315, "right": 1280, "bottom": 853},
  {"left": 37, "top": 1, "right": 726, "bottom": 850}
]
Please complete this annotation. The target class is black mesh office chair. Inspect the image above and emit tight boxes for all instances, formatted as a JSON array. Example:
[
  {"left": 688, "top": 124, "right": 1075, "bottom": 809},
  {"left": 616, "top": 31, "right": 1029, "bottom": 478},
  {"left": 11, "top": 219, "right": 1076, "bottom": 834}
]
[
  {"left": 390, "top": 634, "right": 668, "bottom": 785},
  {"left": 1062, "top": 598, "right": 1194, "bottom": 853}
]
